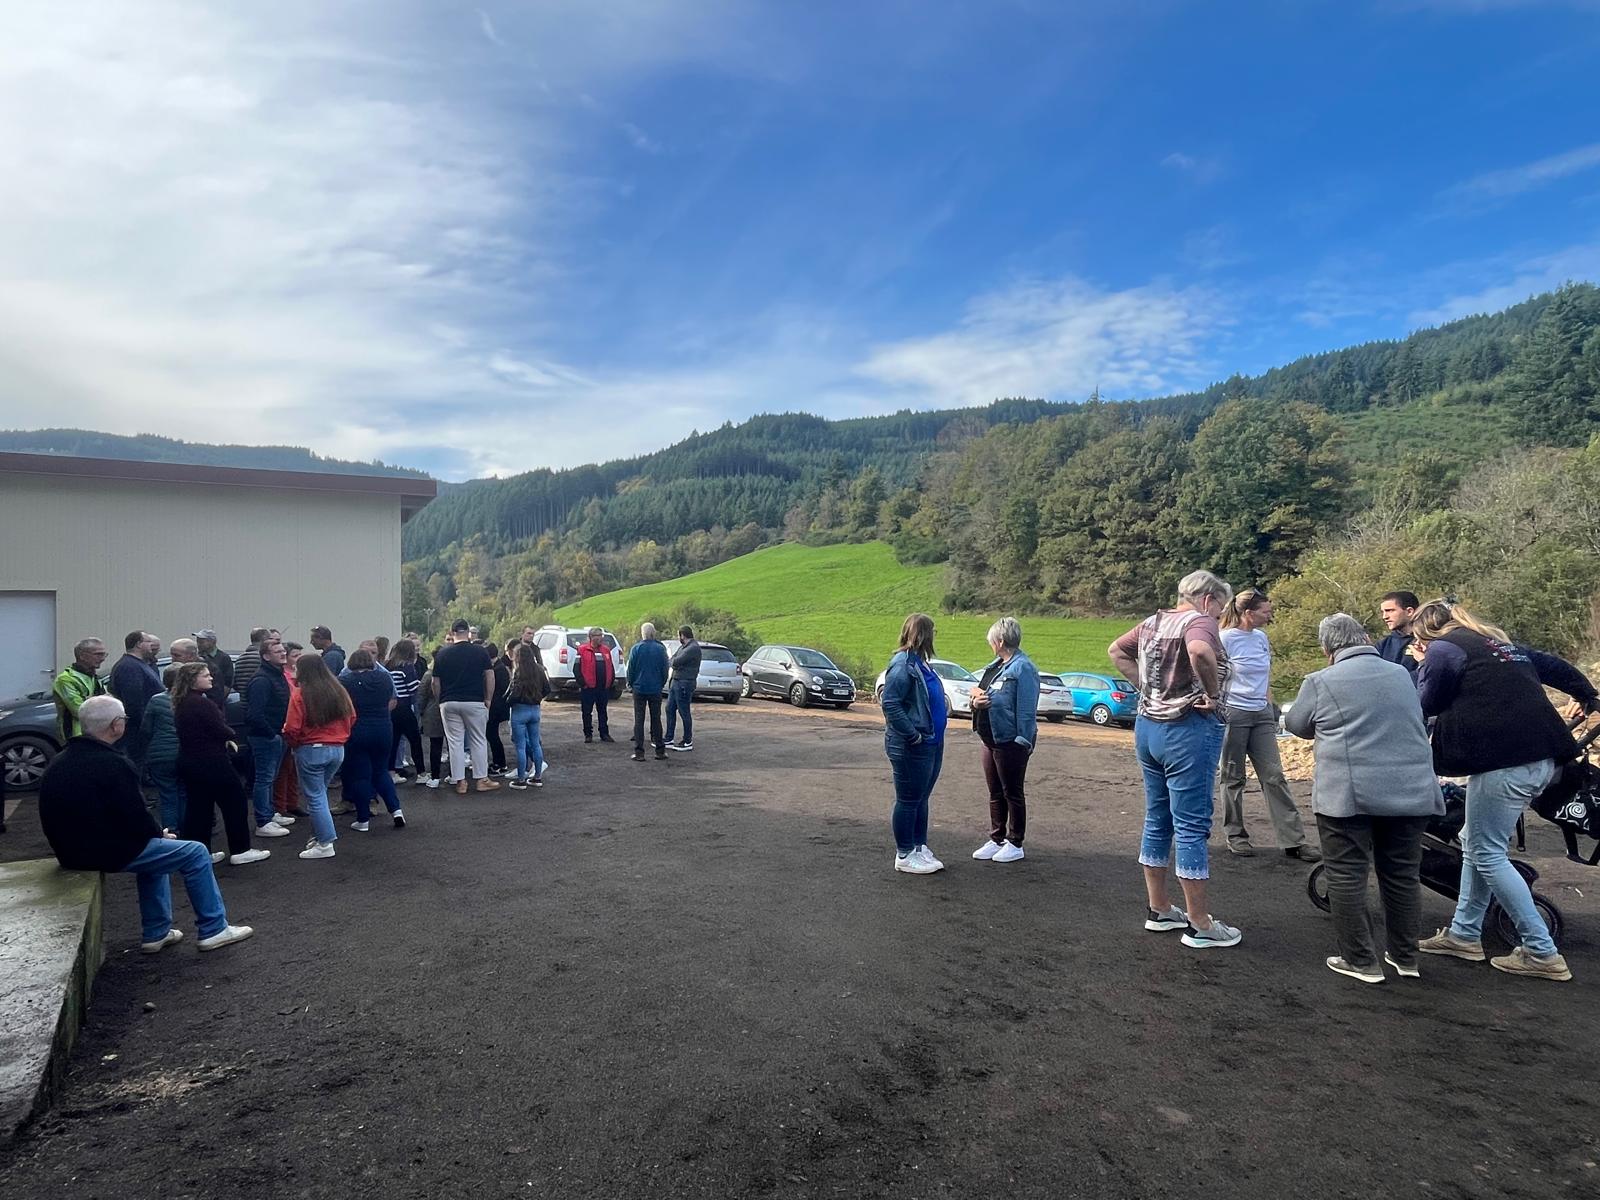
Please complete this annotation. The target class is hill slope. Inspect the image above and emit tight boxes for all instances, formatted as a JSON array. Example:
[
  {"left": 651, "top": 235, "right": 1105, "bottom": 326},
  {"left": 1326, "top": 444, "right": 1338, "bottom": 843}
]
[
  {"left": 0, "top": 429, "right": 428, "bottom": 478},
  {"left": 554, "top": 542, "right": 1130, "bottom": 676}
]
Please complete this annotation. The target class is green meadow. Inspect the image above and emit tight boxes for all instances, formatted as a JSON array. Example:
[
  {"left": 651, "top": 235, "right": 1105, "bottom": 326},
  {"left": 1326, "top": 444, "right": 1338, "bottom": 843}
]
[{"left": 555, "top": 542, "right": 1133, "bottom": 676}]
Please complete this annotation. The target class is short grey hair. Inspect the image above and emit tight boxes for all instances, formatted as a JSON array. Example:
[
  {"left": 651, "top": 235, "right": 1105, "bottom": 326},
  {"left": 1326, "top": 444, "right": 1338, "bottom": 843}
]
[
  {"left": 1318, "top": 613, "right": 1371, "bottom": 656},
  {"left": 587, "top": 626, "right": 603, "bottom": 638},
  {"left": 79, "top": 694, "right": 125, "bottom": 736},
  {"left": 168, "top": 637, "right": 198, "bottom": 658},
  {"left": 986, "top": 616, "right": 1022, "bottom": 650},
  {"left": 74, "top": 637, "right": 105, "bottom": 656},
  {"left": 640, "top": 622, "right": 657, "bottom": 641},
  {"left": 1177, "top": 569, "right": 1232, "bottom": 605}
]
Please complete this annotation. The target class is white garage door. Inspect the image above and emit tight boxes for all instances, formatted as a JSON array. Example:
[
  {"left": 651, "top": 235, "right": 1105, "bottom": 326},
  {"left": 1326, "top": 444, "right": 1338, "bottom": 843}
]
[{"left": 0, "top": 592, "right": 57, "bottom": 701}]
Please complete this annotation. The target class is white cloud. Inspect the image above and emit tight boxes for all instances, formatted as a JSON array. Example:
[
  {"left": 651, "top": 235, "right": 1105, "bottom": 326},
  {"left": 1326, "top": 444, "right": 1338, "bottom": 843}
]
[
  {"left": 1444, "top": 141, "right": 1600, "bottom": 204},
  {"left": 1409, "top": 239, "right": 1600, "bottom": 325},
  {"left": 1160, "top": 151, "right": 1224, "bottom": 185},
  {"left": 856, "top": 277, "right": 1220, "bottom": 406}
]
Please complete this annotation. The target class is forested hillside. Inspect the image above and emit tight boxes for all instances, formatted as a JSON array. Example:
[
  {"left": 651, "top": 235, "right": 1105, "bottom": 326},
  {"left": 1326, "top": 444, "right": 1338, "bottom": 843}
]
[
  {"left": 402, "top": 284, "right": 1600, "bottom": 660},
  {"left": 0, "top": 429, "right": 428, "bottom": 478}
]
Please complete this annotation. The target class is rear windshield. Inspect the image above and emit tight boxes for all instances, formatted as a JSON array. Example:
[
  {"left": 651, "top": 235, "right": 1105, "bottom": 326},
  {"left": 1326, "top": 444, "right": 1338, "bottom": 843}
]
[
  {"left": 789, "top": 648, "right": 837, "bottom": 670},
  {"left": 1039, "top": 674, "right": 1064, "bottom": 687},
  {"left": 566, "top": 634, "right": 618, "bottom": 651},
  {"left": 702, "top": 647, "right": 737, "bottom": 663}
]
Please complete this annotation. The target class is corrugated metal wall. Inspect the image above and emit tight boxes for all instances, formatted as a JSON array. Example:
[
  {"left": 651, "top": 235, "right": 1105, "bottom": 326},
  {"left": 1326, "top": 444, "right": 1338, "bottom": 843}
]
[{"left": 0, "top": 471, "right": 403, "bottom": 665}]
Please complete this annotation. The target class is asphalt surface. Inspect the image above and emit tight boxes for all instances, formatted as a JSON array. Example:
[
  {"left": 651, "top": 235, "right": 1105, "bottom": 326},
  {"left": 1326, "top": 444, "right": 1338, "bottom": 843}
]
[{"left": 2, "top": 700, "right": 1598, "bottom": 1199}]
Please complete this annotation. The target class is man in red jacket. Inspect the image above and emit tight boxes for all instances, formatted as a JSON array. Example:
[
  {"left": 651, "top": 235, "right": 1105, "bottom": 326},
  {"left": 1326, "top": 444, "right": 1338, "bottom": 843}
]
[{"left": 575, "top": 628, "right": 616, "bottom": 743}]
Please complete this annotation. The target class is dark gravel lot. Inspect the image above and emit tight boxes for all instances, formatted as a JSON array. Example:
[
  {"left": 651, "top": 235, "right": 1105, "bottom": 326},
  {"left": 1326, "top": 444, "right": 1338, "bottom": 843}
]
[{"left": 3, "top": 701, "right": 1598, "bottom": 1199}]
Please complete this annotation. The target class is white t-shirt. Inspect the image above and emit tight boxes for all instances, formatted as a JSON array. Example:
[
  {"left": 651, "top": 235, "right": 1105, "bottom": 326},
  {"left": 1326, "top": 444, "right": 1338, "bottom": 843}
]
[{"left": 1219, "top": 628, "right": 1271, "bottom": 711}]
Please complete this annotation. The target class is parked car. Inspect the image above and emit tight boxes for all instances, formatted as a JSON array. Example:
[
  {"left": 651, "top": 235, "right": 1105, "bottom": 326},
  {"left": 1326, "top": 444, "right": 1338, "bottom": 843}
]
[
  {"left": 872, "top": 658, "right": 978, "bottom": 718},
  {"left": 1037, "top": 673, "right": 1074, "bottom": 723},
  {"left": 531, "top": 626, "right": 625, "bottom": 698},
  {"left": 662, "top": 640, "right": 743, "bottom": 704},
  {"left": 740, "top": 645, "right": 855, "bottom": 708},
  {"left": 1057, "top": 672, "right": 1138, "bottom": 727},
  {"left": 0, "top": 685, "right": 247, "bottom": 790}
]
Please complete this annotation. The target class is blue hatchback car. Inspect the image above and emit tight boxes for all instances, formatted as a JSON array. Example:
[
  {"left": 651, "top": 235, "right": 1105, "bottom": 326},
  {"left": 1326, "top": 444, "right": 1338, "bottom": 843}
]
[{"left": 1057, "top": 672, "right": 1138, "bottom": 727}]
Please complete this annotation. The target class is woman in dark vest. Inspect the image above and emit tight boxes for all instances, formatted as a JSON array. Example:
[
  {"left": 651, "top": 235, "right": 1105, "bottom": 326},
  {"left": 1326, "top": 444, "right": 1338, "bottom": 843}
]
[{"left": 1412, "top": 600, "right": 1597, "bottom": 982}]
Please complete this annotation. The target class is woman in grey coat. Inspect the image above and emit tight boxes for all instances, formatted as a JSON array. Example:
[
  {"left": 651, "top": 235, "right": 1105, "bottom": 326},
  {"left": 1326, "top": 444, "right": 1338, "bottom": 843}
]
[{"left": 1285, "top": 614, "right": 1444, "bottom": 984}]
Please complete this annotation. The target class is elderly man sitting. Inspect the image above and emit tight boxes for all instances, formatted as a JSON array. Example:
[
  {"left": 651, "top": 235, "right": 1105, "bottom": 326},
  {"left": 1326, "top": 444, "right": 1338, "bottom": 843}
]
[
  {"left": 1285, "top": 614, "right": 1444, "bottom": 984},
  {"left": 38, "top": 695, "right": 253, "bottom": 954}
]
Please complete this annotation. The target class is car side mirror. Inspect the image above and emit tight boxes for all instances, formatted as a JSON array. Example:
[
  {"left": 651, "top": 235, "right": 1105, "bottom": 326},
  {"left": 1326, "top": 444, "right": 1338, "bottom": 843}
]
[{"left": 779, "top": 661, "right": 791, "bottom": 670}]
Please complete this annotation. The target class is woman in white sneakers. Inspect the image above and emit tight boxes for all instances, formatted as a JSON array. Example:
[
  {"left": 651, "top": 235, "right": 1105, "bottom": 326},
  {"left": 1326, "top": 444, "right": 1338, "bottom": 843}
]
[{"left": 970, "top": 617, "right": 1040, "bottom": 864}]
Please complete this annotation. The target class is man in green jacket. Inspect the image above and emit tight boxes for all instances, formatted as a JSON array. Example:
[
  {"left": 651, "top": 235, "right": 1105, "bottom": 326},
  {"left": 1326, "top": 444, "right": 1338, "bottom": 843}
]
[{"left": 54, "top": 637, "right": 109, "bottom": 740}]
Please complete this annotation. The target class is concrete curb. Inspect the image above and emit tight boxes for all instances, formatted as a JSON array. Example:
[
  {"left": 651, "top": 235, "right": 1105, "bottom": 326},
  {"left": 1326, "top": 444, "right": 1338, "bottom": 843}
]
[{"left": 0, "top": 859, "right": 104, "bottom": 1144}]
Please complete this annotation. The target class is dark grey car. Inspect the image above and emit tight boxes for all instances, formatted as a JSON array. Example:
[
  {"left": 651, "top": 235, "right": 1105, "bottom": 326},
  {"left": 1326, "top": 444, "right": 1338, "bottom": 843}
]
[{"left": 738, "top": 645, "right": 856, "bottom": 709}]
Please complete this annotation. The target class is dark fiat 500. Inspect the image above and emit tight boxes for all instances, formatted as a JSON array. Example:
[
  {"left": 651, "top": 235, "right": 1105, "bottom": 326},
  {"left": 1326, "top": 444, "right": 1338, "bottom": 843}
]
[{"left": 738, "top": 645, "right": 856, "bottom": 709}]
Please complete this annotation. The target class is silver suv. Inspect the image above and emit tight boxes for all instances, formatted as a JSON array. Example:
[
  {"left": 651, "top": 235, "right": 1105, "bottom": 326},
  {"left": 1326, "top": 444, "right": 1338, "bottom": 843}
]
[{"left": 533, "top": 625, "right": 625, "bottom": 698}]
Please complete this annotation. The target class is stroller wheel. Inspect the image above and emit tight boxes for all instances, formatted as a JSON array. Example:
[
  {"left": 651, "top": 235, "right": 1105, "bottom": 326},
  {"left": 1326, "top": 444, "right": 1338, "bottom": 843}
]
[
  {"left": 1306, "top": 863, "right": 1331, "bottom": 913},
  {"left": 1489, "top": 894, "right": 1565, "bottom": 951}
]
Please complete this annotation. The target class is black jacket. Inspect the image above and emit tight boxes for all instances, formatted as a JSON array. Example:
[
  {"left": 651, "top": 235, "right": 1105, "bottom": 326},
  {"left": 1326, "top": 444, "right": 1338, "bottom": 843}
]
[
  {"left": 245, "top": 662, "right": 291, "bottom": 737},
  {"left": 1375, "top": 630, "right": 1419, "bottom": 675},
  {"left": 39, "top": 737, "right": 162, "bottom": 871}
]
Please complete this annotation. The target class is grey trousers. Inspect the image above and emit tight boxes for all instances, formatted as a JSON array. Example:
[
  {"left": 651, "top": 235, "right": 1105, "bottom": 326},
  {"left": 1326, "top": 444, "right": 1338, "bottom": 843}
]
[
  {"left": 1315, "top": 813, "right": 1430, "bottom": 968},
  {"left": 1217, "top": 706, "right": 1308, "bottom": 848}
]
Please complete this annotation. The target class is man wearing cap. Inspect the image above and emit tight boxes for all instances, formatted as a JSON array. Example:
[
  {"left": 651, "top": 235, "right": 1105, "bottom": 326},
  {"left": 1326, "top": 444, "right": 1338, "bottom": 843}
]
[{"left": 195, "top": 629, "right": 235, "bottom": 703}]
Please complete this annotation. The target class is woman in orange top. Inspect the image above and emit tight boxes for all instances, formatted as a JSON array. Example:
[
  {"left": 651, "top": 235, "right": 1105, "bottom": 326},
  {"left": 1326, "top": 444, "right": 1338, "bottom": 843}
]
[{"left": 283, "top": 652, "right": 354, "bottom": 860}]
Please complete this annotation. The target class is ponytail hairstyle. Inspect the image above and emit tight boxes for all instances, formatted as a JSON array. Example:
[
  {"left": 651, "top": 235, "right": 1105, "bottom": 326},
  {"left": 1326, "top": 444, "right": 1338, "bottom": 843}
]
[
  {"left": 1411, "top": 598, "right": 1509, "bottom": 647},
  {"left": 1220, "top": 587, "right": 1270, "bottom": 630}
]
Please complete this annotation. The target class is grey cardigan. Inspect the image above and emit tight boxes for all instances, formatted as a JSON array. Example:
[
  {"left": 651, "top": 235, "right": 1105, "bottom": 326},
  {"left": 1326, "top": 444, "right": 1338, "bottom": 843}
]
[{"left": 1284, "top": 646, "right": 1444, "bottom": 819}]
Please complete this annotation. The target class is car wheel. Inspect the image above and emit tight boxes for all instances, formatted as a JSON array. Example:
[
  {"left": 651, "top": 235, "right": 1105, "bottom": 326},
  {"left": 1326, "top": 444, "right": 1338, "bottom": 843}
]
[
  {"left": 789, "top": 681, "right": 809, "bottom": 708},
  {"left": 834, "top": 702, "right": 852, "bottom": 710},
  {"left": 722, "top": 693, "right": 739, "bottom": 704},
  {"left": 609, "top": 683, "right": 625, "bottom": 700},
  {"left": 1045, "top": 713, "right": 1066, "bottom": 723},
  {"left": 1, "top": 734, "right": 57, "bottom": 790},
  {"left": 1090, "top": 704, "right": 1112, "bottom": 726},
  {"left": 873, "top": 685, "right": 884, "bottom": 704},
  {"left": 740, "top": 675, "right": 752, "bottom": 699}
]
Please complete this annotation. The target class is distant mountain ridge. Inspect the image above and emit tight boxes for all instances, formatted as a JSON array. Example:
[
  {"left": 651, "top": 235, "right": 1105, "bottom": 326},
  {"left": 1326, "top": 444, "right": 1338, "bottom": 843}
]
[{"left": 0, "top": 429, "right": 429, "bottom": 479}]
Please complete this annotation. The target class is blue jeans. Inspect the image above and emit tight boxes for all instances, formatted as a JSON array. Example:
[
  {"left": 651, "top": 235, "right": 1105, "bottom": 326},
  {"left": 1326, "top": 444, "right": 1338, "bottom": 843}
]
[
  {"left": 341, "top": 723, "right": 399, "bottom": 822},
  {"left": 509, "top": 704, "right": 545, "bottom": 781},
  {"left": 247, "top": 734, "right": 283, "bottom": 828},
  {"left": 149, "top": 763, "right": 186, "bottom": 830},
  {"left": 1450, "top": 758, "right": 1560, "bottom": 956},
  {"left": 1135, "top": 711, "right": 1225, "bottom": 880},
  {"left": 664, "top": 679, "right": 694, "bottom": 744},
  {"left": 886, "top": 733, "right": 942, "bottom": 855},
  {"left": 123, "top": 837, "right": 229, "bottom": 941},
  {"left": 294, "top": 744, "right": 345, "bottom": 845}
]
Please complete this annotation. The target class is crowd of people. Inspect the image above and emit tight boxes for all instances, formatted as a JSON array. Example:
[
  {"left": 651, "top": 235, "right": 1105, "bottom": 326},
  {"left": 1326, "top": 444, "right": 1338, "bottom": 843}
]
[
  {"left": 34, "top": 617, "right": 711, "bottom": 955},
  {"left": 883, "top": 575, "right": 1598, "bottom": 984}
]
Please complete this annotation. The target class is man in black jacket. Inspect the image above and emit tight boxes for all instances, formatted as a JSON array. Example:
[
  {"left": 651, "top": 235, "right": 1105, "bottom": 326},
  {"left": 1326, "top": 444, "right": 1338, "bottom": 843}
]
[
  {"left": 665, "top": 626, "right": 702, "bottom": 752},
  {"left": 1375, "top": 591, "right": 1421, "bottom": 674},
  {"left": 245, "top": 640, "right": 294, "bottom": 839},
  {"left": 38, "top": 695, "right": 253, "bottom": 954}
]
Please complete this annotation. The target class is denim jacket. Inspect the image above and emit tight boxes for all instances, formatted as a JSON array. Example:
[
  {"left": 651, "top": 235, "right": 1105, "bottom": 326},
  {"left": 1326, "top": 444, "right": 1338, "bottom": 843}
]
[
  {"left": 880, "top": 650, "right": 935, "bottom": 745},
  {"left": 981, "top": 650, "right": 1039, "bottom": 749}
]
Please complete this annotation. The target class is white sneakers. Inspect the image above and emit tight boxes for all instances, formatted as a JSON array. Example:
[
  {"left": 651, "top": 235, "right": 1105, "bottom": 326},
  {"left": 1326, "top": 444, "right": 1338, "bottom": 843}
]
[
  {"left": 210, "top": 850, "right": 227, "bottom": 865},
  {"left": 229, "top": 849, "right": 271, "bottom": 865},
  {"left": 425, "top": 776, "right": 440, "bottom": 789},
  {"left": 270, "top": 812, "right": 295, "bottom": 826},
  {"left": 298, "top": 840, "right": 336, "bottom": 860},
  {"left": 197, "top": 924, "right": 254, "bottom": 952},
  {"left": 255, "top": 822, "right": 290, "bottom": 838},
  {"left": 893, "top": 845, "right": 945, "bottom": 874},
  {"left": 141, "top": 928, "right": 184, "bottom": 954},
  {"left": 350, "top": 820, "right": 370, "bottom": 832},
  {"left": 973, "top": 839, "right": 1024, "bottom": 862}
]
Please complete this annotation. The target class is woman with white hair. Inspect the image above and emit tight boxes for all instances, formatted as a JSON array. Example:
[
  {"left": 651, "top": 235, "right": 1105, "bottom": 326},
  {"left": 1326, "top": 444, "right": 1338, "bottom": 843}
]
[
  {"left": 1285, "top": 614, "right": 1442, "bottom": 983},
  {"left": 1108, "top": 569, "right": 1240, "bottom": 949},
  {"left": 969, "top": 616, "right": 1040, "bottom": 863}
]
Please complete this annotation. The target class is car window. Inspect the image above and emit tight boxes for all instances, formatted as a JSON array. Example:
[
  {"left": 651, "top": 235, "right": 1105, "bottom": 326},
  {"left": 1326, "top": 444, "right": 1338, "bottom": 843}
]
[
  {"left": 702, "top": 647, "right": 737, "bottom": 663},
  {"left": 753, "top": 647, "right": 774, "bottom": 663},
  {"left": 931, "top": 661, "right": 976, "bottom": 682},
  {"left": 789, "top": 648, "right": 836, "bottom": 669},
  {"left": 1040, "top": 674, "right": 1064, "bottom": 687},
  {"left": 536, "top": 633, "right": 558, "bottom": 650},
  {"left": 1113, "top": 679, "right": 1133, "bottom": 691}
]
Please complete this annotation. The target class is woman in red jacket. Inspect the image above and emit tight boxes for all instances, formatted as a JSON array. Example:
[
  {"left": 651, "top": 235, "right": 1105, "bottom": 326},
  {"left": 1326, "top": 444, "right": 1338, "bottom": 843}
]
[
  {"left": 284, "top": 652, "right": 355, "bottom": 860},
  {"left": 173, "top": 663, "right": 269, "bottom": 866}
]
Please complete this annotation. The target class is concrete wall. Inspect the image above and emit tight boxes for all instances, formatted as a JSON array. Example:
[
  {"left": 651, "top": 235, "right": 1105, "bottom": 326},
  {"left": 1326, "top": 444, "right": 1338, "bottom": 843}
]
[{"left": 0, "top": 470, "right": 403, "bottom": 664}]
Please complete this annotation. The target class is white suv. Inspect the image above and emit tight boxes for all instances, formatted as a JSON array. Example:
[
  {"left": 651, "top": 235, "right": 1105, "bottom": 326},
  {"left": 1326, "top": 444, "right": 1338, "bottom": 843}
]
[{"left": 533, "top": 625, "right": 625, "bottom": 698}]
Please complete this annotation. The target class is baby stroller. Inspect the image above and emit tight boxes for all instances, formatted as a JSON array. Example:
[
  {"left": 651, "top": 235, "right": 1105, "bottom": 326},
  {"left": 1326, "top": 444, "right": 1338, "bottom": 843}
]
[{"left": 1306, "top": 783, "right": 1569, "bottom": 950}]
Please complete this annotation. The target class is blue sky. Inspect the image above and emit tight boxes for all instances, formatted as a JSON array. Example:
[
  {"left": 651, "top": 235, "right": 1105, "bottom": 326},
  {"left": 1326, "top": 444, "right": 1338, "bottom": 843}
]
[{"left": 3, "top": 1, "right": 1598, "bottom": 478}]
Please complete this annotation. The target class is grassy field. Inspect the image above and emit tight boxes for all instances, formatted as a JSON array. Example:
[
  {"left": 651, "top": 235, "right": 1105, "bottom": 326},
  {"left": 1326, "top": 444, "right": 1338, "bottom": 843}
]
[{"left": 555, "top": 542, "right": 1133, "bottom": 677}]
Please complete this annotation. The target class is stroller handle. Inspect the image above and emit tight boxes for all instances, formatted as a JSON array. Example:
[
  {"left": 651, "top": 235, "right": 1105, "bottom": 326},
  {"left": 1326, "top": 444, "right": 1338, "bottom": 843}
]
[{"left": 1568, "top": 711, "right": 1600, "bottom": 752}]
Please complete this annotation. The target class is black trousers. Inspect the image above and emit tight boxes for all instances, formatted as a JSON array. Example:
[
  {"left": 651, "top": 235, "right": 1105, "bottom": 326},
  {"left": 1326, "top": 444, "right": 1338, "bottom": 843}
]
[
  {"left": 428, "top": 736, "right": 444, "bottom": 779},
  {"left": 633, "top": 693, "right": 664, "bottom": 754},
  {"left": 487, "top": 714, "right": 508, "bottom": 770},
  {"left": 391, "top": 704, "right": 423, "bottom": 774},
  {"left": 982, "top": 741, "right": 1031, "bottom": 845},
  {"left": 178, "top": 757, "right": 252, "bottom": 855},
  {"left": 1316, "top": 813, "right": 1430, "bottom": 968},
  {"left": 580, "top": 687, "right": 610, "bottom": 738}
]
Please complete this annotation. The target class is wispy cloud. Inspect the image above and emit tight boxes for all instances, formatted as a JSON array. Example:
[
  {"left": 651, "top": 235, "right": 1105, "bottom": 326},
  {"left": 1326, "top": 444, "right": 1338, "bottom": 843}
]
[
  {"left": 475, "top": 8, "right": 506, "bottom": 47},
  {"left": 856, "top": 276, "right": 1221, "bottom": 406},
  {"left": 1161, "top": 151, "right": 1224, "bottom": 185},
  {"left": 1409, "top": 239, "right": 1600, "bottom": 325},
  {"left": 1443, "top": 141, "right": 1600, "bottom": 205}
]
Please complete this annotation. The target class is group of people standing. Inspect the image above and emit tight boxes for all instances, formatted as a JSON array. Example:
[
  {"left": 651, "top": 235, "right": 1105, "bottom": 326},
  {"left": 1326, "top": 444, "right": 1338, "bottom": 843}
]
[{"left": 882, "top": 573, "right": 1597, "bottom": 984}]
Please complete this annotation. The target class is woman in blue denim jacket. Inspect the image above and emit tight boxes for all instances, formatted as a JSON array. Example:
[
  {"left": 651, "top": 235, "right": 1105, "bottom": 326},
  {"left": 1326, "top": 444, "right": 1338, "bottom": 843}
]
[
  {"left": 881, "top": 613, "right": 948, "bottom": 874},
  {"left": 970, "top": 617, "right": 1039, "bottom": 863}
]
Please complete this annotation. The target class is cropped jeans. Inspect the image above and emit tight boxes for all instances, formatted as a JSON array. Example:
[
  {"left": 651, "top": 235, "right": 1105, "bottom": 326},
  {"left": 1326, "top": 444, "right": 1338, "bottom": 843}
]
[
  {"left": 124, "top": 837, "right": 229, "bottom": 942},
  {"left": 886, "top": 732, "right": 943, "bottom": 855},
  {"left": 294, "top": 743, "right": 345, "bottom": 845},
  {"left": 1135, "top": 710, "right": 1225, "bottom": 880},
  {"left": 1450, "top": 758, "right": 1560, "bottom": 957},
  {"left": 509, "top": 703, "right": 545, "bottom": 782}
]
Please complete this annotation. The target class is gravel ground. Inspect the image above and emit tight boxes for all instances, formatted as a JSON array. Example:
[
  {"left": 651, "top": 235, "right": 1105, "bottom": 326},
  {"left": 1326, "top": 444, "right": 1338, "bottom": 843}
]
[{"left": 2, "top": 701, "right": 1598, "bottom": 1199}]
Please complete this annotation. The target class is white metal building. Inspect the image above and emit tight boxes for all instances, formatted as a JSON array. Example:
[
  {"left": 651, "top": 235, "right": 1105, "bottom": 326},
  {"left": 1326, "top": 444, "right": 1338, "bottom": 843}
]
[{"left": 0, "top": 452, "right": 435, "bottom": 701}]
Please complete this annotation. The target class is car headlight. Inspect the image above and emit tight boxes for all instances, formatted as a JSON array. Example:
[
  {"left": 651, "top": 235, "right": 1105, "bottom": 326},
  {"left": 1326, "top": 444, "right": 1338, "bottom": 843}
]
[
  {"left": 811, "top": 675, "right": 824, "bottom": 686},
  {"left": 0, "top": 708, "right": 12, "bottom": 721}
]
